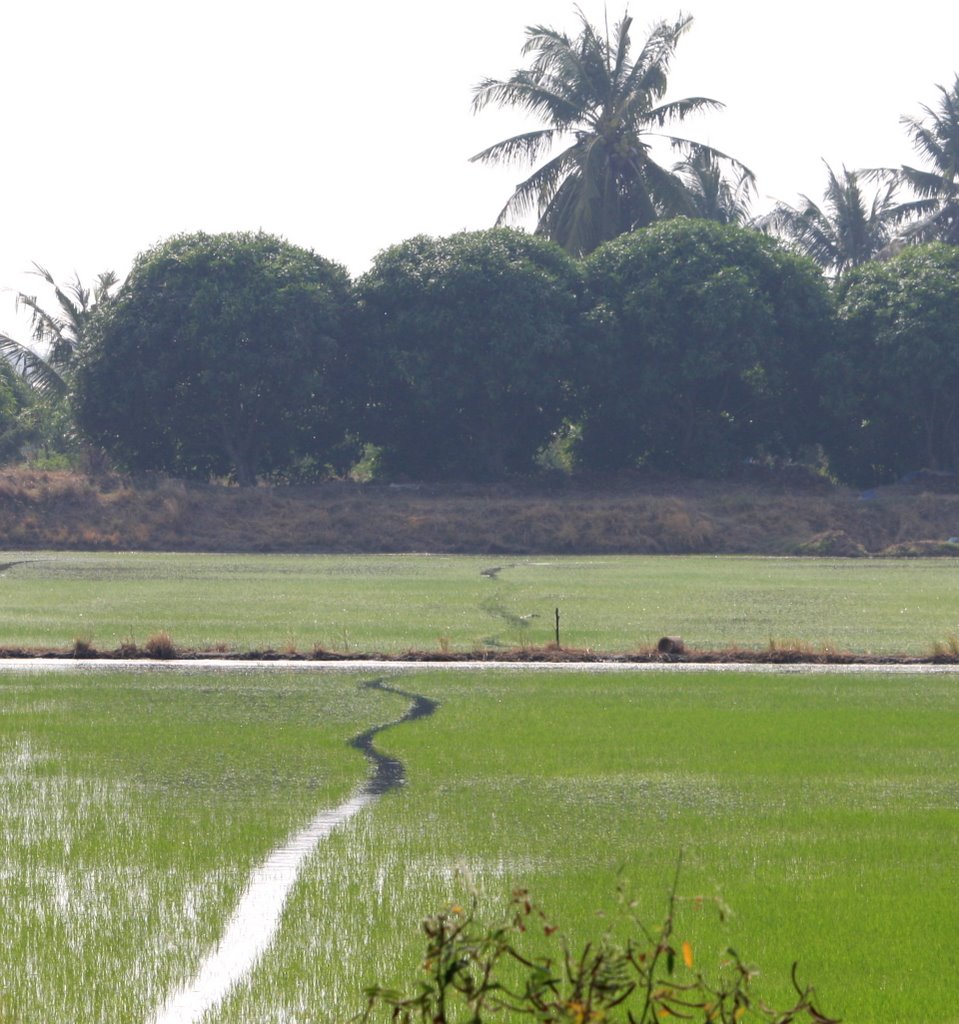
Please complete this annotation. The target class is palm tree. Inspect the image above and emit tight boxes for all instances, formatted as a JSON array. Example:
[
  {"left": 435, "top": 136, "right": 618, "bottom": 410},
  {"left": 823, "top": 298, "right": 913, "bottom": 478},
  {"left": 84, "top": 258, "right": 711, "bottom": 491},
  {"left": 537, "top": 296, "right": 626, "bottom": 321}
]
[
  {"left": 889, "top": 75, "right": 959, "bottom": 244},
  {"left": 673, "top": 150, "right": 754, "bottom": 225},
  {"left": 470, "top": 9, "right": 750, "bottom": 256},
  {"left": 762, "top": 162, "right": 902, "bottom": 276},
  {"left": 0, "top": 264, "right": 118, "bottom": 397}
]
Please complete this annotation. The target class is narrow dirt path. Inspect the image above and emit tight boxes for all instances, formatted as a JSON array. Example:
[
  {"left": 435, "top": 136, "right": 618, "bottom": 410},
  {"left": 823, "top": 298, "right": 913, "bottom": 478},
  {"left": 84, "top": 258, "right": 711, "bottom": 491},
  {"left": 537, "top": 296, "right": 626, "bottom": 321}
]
[{"left": 148, "top": 677, "right": 438, "bottom": 1024}]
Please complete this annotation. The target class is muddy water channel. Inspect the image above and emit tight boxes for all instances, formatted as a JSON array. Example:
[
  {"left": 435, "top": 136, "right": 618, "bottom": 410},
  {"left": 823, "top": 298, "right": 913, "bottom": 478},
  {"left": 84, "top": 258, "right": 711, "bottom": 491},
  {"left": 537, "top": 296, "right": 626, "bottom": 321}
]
[{"left": 148, "top": 677, "right": 437, "bottom": 1024}]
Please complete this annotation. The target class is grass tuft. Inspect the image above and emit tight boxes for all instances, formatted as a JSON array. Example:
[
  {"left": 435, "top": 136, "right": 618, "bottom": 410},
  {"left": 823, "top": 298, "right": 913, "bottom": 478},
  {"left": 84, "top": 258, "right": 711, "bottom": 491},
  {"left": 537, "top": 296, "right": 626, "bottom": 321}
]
[
  {"left": 143, "top": 631, "right": 176, "bottom": 659},
  {"left": 931, "top": 632, "right": 959, "bottom": 659},
  {"left": 72, "top": 636, "right": 95, "bottom": 659}
]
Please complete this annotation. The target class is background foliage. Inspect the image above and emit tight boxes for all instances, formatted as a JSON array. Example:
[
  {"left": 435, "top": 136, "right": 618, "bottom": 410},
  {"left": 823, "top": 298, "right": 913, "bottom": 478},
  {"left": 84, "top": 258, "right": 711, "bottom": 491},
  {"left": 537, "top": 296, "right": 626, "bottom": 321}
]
[
  {"left": 355, "top": 229, "right": 583, "bottom": 481},
  {"left": 579, "top": 220, "right": 833, "bottom": 475},
  {"left": 74, "top": 231, "right": 356, "bottom": 485},
  {"left": 7, "top": 227, "right": 959, "bottom": 487},
  {"left": 826, "top": 243, "right": 959, "bottom": 483}
]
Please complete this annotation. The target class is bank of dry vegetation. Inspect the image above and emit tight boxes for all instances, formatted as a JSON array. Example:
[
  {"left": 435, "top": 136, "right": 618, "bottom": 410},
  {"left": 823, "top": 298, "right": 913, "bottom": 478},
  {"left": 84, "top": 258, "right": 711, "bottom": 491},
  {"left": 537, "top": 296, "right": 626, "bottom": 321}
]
[{"left": 1, "top": 468, "right": 959, "bottom": 556}]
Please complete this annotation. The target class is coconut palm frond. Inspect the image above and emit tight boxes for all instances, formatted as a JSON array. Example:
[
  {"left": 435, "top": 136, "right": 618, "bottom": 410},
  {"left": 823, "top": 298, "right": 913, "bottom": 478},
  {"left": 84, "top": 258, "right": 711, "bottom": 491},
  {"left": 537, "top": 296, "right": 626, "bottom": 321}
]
[
  {"left": 644, "top": 95, "right": 724, "bottom": 128},
  {"left": 878, "top": 76, "right": 959, "bottom": 245},
  {"left": 898, "top": 164, "right": 953, "bottom": 198},
  {"left": 495, "top": 143, "right": 585, "bottom": 225},
  {"left": 0, "top": 333, "right": 69, "bottom": 398},
  {"left": 640, "top": 154, "right": 695, "bottom": 220},
  {"left": 3, "top": 265, "right": 120, "bottom": 398},
  {"left": 472, "top": 73, "right": 582, "bottom": 128},
  {"left": 470, "top": 128, "right": 562, "bottom": 167},
  {"left": 471, "top": 7, "right": 739, "bottom": 254},
  {"left": 764, "top": 162, "right": 902, "bottom": 275},
  {"left": 674, "top": 149, "right": 755, "bottom": 225}
]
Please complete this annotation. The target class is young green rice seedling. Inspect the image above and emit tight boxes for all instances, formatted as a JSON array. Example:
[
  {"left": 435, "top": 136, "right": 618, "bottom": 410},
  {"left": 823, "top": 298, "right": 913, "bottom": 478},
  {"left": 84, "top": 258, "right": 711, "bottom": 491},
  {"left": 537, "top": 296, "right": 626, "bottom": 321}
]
[
  {"left": 2, "top": 551, "right": 959, "bottom": 654},
  {"left": 0, "top": 669, "right": 386, "bottom": 1024},
  {"left": 218, "top": 669, "right": 959, "bottom": 1023}
]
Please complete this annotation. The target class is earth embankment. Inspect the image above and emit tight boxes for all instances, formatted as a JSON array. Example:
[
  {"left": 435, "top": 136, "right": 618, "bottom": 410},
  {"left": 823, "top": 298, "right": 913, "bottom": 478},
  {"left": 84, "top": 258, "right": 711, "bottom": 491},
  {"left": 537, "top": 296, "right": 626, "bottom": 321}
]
[{"left": 1, "top": 468, "right": 958, "bottom": 555}]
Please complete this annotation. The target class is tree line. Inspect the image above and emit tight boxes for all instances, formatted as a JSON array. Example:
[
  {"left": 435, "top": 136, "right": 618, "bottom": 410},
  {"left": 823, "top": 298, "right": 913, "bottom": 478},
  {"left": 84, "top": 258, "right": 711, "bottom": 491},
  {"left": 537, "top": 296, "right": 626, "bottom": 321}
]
[
  {"left": 1, "top": 8, "right": 956, "bottom": 487},
  {"left": 1, "top": 220, "right": 957, "bottom": 488}
]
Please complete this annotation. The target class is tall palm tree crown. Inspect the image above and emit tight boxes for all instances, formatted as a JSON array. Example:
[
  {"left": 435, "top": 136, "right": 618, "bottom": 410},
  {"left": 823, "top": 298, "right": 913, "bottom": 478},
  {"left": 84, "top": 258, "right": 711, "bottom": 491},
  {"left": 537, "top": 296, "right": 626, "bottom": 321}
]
[
  {"left": 763, "top": 162, "right": 902, "bottom": 276},
  {"left": 0, "top": 264, "right": 118, "bottom": 397},
  {"left": 673, "top": 149, "right": 754, "bottom": 225},
  {"left": 470, "top": 8, "right": 750, "bottom": 256},
  {"left": 887, "top": 75, "right": 959, "bottom": 244}
]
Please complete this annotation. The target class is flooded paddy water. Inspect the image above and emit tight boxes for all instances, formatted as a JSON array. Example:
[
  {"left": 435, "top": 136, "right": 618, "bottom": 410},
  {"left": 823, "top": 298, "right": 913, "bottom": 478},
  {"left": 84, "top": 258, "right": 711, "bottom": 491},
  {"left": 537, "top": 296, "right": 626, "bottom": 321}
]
[
  {"left": 0, "top": 666, "right": 442, "bottom": 1023},
  {"left": 148, "top": 792, "right": 374, "bottom": 1024},
  {"left": 4, "top": 657, "right": 959, "bottom": 674},
  {"left": 1, "top": 661, "right": 957, "bottom": 1022}
]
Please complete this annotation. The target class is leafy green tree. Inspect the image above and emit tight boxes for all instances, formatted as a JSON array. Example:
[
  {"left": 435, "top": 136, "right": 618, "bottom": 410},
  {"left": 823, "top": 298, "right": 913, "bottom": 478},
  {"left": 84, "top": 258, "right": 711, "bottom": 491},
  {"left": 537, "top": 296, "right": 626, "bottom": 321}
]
[
  {"left": 0, "top": 361, "right": 34, "bottom": 463},
  {"left": 887, "top": 75, "right": 959, "bottom": 244},
  {"left": 580, "top": 219, "right": 833, "bottom": 475},
  {"left": 471, "top": 9, "right": 750, "bottom": 256},
  {"left": 75, "top": 231, "right": 356, "bottom": 485},
  {"left": 355, "top": 229, "right": 583, "bottom": 480},
  {"left": 0, "top": 264, "right": 118, "bottom": 397},
  {"left": 763, "top": 163, "right": 902, "bottom": 276},
  {"left": 825, "top": 243, "right": 959, "bottom": 483}
]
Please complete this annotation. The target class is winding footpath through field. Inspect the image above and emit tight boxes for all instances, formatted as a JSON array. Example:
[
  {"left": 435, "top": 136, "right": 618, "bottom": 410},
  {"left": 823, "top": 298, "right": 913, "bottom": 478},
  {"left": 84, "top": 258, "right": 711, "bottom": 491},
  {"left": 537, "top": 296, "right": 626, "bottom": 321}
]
[{"left": 147, "top": 677, "right": 437, "bottom": 1024}]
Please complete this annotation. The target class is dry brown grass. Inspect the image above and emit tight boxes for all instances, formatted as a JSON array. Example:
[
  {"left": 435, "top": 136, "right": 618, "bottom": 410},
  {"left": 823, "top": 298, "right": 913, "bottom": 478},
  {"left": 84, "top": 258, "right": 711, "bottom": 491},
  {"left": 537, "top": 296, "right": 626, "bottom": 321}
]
[
  {"left": 0, "top": 637, "right": 956, "bottom": 663},
  {"left": 143, "top": 631, "right": 176, "bottom": 659},
  {"left": 2, "top": 466, "right": 959, "bottom": 555},
  {"left": 71, "top": 636, "right": 96, "bottom": 659},
  {"left": 932, "top": 633, "right": 959, "bottom": 658}
]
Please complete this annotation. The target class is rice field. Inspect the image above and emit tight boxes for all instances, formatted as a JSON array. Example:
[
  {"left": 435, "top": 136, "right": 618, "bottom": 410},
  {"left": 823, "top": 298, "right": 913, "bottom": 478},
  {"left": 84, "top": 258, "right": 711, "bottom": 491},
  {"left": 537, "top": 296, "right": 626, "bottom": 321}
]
[
  {"left": 0, "top": 670, "right": 390, "bottom": 1023},
  {"left": 2, "top": 550, "right": 959, "bottom": 654},
  {"left": 2, "top": 550, "right": 958, "bottom": 1021},
  {"left": 231, "top": 668, "right": 959, "bottom": 1024},
  {"left": 1, "top": 665, "right": 957, "bottom": 1022}
]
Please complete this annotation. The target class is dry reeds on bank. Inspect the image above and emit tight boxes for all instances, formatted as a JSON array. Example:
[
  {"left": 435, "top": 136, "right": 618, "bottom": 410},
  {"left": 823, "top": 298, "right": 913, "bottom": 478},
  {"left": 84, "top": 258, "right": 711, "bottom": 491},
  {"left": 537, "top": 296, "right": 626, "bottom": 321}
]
[{"left": 2, "top": 467, "right": 959, "bottom": 555}]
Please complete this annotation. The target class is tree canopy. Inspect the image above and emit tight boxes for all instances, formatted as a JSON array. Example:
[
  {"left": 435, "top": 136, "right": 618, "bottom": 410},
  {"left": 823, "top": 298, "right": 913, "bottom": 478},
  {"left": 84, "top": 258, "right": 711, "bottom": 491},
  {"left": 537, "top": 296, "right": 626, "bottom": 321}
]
[
  {"left": 763, "top": 163, "right": 903, "bottom": 276},
  {"left": 580, "top": 219, "right": 833, "bottom": 475},
  {"left": 4, "top": 45, "right": 958, "bottom": 486},
  {"left": 0, "top": 361, "right": 34, "bottom": 463},
  {"left": 824, "top": 243, "right": 959, "bottom": 483},
  {"left": 888, "top": 75, "right": 959, "bottom": 244},
  {"left": 74, "top": 231, "right": 355, "bottom": 485},
  {"left": 355, "top": 228, "right": 583, "bottom": 480},
  {"left": 471, "top": 9, "right": 750, "bottom": 256}
]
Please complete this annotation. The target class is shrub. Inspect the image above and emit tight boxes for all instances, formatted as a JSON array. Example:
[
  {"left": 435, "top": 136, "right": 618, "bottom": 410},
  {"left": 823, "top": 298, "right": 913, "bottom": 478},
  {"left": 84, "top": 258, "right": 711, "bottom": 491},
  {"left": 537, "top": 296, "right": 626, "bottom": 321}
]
[
  {"left": 71, "top": 636, "right": 96, "bottom": 659},
  {"left": 143, "top": 631, "right": 176, "bottom": 659},
  {"left": 75, "top": 231, "right": 357, "bottom": 486},
  {"left": 354, "top": 229, "right": 583, "bottom": 481},
  {"left": 360, "top": 883, "right": 837, "bottom": 1024}
]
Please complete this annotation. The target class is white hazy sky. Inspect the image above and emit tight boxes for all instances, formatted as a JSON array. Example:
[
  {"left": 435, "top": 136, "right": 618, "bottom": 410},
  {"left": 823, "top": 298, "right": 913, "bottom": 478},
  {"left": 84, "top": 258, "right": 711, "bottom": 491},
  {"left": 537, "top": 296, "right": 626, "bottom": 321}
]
[{"left": 2, "top": 0, "right": 957, "bottom": 339}]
